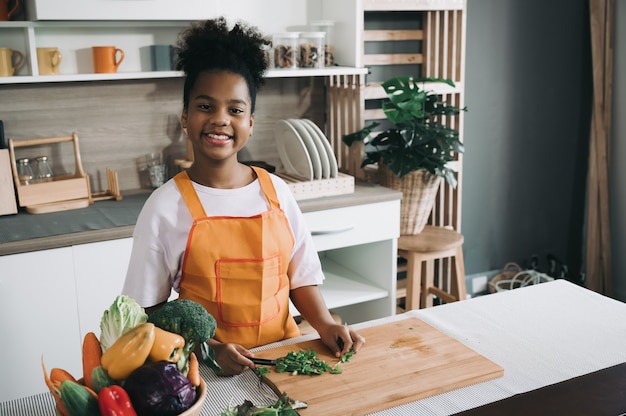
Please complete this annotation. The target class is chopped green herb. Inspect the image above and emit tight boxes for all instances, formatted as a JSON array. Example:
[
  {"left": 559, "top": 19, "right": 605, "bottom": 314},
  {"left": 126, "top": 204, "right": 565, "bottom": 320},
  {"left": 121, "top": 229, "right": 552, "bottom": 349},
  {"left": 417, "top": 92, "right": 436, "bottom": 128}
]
[
  {"left": 255, "top": 366, "right": 270, "bottom": 377},
  {"left": 275, "top": 349, "right": 332, "bottom": 375},
  {"left": 221, "top": 393, "right": 305, "bottom": 415},
  {"left": 273, "top": 347, "right": 356, "bottom": 376},
  {"left": 330, "top": 363, "right": 343, "bottom": 374},
  {"left": 340, "top": 348, "right": 356, "bottom": 362}
]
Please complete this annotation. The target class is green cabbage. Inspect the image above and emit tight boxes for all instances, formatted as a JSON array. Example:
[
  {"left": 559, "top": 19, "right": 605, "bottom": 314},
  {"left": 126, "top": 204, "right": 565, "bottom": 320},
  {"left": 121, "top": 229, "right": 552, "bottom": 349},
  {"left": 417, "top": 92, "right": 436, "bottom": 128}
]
[{"left": 99, "top": 295, "right": 148, "bottom": 352}]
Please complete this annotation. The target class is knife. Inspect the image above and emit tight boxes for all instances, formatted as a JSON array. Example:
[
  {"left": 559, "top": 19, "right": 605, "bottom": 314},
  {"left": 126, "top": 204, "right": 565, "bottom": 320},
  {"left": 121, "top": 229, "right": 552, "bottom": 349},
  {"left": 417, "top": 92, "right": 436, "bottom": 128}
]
[{"left": 250, "top": 357, "right": 277, "bottom": 366}]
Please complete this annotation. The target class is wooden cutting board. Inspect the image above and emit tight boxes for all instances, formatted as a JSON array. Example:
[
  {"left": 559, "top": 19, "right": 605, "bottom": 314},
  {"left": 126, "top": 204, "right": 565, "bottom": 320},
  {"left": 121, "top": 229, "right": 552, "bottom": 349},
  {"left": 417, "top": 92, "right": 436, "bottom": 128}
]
[
  {"left": 0, "top": 149, "right": 18, "bottom": 216},
  {"left": 255, "top": 317, "right": 504, "bottom": 416}
]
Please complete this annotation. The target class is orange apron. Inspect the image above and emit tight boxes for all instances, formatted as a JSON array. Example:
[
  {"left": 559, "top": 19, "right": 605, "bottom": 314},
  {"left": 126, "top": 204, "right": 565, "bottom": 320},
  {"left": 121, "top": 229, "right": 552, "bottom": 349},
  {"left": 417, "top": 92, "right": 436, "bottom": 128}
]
[{"left": 174, "top": 167, "right": 301, "bottom": 348}]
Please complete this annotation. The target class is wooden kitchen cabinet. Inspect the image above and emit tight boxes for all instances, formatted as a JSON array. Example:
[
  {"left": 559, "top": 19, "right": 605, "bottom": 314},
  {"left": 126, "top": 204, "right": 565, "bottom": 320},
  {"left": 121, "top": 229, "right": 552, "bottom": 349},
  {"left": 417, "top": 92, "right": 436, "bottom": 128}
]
[{"left": 0, "top": 247, "right": 82, "bottom": 403}]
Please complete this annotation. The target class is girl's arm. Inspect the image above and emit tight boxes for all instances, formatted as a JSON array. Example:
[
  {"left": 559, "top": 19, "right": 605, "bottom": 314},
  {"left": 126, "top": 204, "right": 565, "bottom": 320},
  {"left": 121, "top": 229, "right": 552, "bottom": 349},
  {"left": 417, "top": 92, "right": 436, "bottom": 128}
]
[{"left": 290, "top": 285, "right": 366, "bottom": 357}]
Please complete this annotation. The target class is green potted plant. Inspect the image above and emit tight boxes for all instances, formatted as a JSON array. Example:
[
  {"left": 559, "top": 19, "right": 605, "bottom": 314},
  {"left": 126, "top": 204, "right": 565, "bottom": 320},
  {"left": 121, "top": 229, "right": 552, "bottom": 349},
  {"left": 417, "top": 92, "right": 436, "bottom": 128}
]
[{"left": 343, "top": 76, "right": 466, "bottom": 235}]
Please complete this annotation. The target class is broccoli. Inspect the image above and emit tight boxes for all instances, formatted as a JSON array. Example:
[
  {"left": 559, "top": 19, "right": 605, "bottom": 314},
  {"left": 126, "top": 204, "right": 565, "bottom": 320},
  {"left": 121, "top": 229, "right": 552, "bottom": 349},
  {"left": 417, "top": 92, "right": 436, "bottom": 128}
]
[{"left": 147, "top": 299, "right": 221, "bottom": 373}]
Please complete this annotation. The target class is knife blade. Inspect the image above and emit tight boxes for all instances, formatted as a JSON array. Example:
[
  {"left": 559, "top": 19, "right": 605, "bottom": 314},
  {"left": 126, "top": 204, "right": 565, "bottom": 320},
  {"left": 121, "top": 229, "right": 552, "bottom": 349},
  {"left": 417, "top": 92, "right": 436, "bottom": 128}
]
[{"left": 250, "top": 357, "right": 277, "bottom": 366}]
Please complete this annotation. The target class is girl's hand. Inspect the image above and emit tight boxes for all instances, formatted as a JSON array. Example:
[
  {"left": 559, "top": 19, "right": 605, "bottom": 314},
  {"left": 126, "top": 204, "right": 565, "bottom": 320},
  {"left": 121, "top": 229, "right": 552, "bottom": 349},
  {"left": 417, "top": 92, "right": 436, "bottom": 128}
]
[
  {"left": 318, "top": 323, "right": 366, "bottom": 358},
  {"left": 207, "top": 339, "right": 256, "bottom": 376}
]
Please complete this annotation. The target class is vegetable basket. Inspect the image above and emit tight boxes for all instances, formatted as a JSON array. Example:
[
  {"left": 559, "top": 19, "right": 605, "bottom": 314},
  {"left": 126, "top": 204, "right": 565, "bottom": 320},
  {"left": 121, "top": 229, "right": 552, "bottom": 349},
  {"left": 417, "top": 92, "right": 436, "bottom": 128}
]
[{"left": 55, "top": 378, "right": 207, "bottom": 416}]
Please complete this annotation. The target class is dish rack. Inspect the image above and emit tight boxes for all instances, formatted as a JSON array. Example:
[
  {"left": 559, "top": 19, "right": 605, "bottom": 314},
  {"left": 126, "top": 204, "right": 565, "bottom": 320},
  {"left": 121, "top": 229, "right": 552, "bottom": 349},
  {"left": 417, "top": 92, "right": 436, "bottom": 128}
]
[
  {"left": 174, "top": 139, "right": 355, "bottom": 201},
  {"left": 276, "top": 172, "right": 354, "bottom": 201},
  {"left": 8, "top": 132, "right": 122, "bottom": 214}
]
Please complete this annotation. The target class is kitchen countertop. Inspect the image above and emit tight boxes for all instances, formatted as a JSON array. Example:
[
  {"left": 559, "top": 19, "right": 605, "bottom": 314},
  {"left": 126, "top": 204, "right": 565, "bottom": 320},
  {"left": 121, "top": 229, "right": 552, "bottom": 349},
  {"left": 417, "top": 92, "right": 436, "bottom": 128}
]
[
  {"left": 0, "top": 182, "right": 401, "bottom": 256},
  {"left": 2, "top": 280, "right": 624, "bottom": 415}
]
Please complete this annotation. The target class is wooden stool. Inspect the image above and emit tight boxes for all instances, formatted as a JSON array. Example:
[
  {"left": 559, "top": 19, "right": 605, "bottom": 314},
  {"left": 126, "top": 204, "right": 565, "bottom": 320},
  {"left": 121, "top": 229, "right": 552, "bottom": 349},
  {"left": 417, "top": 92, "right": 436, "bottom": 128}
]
[{"left": 397, "top": 225, "right": 466, "bottom": 310}]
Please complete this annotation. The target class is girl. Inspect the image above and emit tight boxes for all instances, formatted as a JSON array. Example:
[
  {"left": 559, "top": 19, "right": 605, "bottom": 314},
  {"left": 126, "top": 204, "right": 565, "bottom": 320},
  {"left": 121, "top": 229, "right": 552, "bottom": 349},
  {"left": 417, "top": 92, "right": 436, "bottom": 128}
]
[{"left": 122, "top": 17, "right": 365, "bottom": 376}]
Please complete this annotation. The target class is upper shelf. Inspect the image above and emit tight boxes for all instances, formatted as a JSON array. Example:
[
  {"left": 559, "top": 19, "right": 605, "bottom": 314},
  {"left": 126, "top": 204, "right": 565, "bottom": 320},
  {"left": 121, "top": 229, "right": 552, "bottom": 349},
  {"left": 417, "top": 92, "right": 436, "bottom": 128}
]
[
  {"left": 0, "top": 20, "right": 369, "bottom": 85},
  {"left": 1, "top": 66, "right": 369, "bottom": 85}
]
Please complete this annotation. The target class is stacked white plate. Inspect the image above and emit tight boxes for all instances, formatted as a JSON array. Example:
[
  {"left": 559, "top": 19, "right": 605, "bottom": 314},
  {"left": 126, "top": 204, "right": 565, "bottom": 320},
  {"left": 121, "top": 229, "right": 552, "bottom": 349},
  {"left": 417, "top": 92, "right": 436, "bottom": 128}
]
[{"left": 275, "top": 118, "right": 339, "bottom": 181}]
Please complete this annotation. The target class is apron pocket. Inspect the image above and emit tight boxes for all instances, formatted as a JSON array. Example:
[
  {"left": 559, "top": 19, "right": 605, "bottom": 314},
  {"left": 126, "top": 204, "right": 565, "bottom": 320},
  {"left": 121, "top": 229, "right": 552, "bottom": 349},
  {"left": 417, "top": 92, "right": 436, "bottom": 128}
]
[{"left": 216, "top": 254, "right": 284, "bottom": 326}]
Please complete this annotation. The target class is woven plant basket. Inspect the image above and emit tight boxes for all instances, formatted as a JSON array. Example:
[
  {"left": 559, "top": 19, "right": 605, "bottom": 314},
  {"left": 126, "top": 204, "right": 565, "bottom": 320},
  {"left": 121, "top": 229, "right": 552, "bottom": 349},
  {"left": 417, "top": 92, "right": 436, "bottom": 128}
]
[{"left": 379, "top": 164, "right": 441, "bottom": 235}]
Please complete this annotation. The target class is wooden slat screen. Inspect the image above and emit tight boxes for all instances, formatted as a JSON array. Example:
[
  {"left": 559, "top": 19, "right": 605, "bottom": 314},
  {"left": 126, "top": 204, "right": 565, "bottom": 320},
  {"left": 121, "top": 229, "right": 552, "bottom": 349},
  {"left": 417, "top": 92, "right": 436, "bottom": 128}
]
[{"left": 328, "top": 3, "right": 466, "bottom": 233}]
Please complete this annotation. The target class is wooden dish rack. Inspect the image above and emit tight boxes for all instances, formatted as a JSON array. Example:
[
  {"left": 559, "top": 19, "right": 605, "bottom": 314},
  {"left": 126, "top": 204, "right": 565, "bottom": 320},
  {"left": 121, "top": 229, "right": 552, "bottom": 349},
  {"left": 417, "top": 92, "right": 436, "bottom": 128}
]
[{"left": 8, "top": 132, "right": 122, "bottom": 214}]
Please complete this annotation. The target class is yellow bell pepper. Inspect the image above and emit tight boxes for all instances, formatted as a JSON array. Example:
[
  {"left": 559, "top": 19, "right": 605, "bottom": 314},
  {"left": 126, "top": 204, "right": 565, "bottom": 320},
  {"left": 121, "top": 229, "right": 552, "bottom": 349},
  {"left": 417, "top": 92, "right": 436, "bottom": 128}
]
[
  {"left": 149, "top": 326, "right": 185, "bottom": 363},
  {"left": 101, "top": 322, "right": 155, "bottom": 380}
]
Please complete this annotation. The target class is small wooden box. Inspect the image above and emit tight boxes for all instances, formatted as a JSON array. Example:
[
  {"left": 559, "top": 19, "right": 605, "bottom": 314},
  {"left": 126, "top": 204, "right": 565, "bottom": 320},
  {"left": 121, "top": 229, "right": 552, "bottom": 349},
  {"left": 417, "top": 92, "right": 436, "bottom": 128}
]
[{"left": 8, "top": 132, "right": 91, "bottom": 213}]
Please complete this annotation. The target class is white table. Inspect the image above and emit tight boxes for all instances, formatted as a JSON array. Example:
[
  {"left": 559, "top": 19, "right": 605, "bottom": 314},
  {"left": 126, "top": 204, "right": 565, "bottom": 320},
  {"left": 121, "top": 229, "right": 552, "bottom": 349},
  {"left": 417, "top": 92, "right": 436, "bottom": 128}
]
[{"left": 2, "top": 280, "right": 625, "bottom": 415}]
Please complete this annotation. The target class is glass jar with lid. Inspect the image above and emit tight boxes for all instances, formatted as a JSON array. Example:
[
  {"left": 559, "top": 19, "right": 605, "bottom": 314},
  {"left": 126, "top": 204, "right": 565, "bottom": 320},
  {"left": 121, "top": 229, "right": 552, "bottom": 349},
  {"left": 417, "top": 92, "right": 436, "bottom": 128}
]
[
  {"left": 272, "top": 32, "right": 300, "bottom": 69},
  {"left": 16, "top": 158, "right": 34, "bottom": 185},
  {"left": 35, "top": 155, "right": 54, "bottom": 182},
  {"left": 310, "top": 20, "right": 335, "bottom": 66},
  {"left": 299, "top": 32, "right": 326, "bottom": 69}
]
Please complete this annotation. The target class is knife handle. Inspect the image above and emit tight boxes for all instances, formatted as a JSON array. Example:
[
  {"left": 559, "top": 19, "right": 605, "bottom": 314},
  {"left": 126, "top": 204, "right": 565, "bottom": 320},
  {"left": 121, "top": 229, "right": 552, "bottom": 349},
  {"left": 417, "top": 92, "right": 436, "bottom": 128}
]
[{"left": 250, "top": 357, "right": 277, "bottom": 366}]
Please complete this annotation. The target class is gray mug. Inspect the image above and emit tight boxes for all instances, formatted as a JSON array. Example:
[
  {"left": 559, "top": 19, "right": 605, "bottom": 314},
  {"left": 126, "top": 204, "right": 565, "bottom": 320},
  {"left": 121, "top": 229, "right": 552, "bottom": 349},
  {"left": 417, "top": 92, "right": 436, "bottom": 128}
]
[{"left": 150, "top": 45, "right": 174, "bottom": 71}]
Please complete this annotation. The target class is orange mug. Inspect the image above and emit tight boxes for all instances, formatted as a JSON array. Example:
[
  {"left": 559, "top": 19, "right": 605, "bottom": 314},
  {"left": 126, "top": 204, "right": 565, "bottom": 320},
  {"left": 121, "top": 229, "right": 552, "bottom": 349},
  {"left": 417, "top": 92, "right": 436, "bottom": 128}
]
[
  {"left": 0, "top": 0, "right": 19, "bottom": 21},
  {"left": 0, "top": 47, "right": 24, "bottom": 76},
  {"left": 92, "top": 46, "right": 124, "bottom": 73}
]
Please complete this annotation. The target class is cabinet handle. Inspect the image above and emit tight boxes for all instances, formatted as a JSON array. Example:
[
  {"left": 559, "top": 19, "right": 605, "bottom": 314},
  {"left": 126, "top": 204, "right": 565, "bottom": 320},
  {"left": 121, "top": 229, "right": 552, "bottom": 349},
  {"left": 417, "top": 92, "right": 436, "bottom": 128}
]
[{"left": 311, "top": 225, "right": 355, "bottom": 235}]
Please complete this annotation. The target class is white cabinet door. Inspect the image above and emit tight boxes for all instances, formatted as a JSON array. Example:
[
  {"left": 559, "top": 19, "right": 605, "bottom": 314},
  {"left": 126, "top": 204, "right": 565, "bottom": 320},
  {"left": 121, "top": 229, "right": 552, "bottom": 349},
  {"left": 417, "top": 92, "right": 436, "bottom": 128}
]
[
  {"left": 26, "top": 0, "right": 219, "bottom": 20},
  {"left": 0, "top": 247, "right": 82, "bottom": 402},
  {"left": 73, "top": 238, "right": 133, "bottom": 342}
]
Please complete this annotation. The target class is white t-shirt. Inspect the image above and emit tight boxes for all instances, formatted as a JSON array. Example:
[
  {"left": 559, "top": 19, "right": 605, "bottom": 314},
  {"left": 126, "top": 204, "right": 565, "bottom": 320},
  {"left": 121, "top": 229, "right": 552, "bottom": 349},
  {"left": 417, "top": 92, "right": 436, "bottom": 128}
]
[{"left": 122, "top": 172, "right": 324, "bottom": 308}]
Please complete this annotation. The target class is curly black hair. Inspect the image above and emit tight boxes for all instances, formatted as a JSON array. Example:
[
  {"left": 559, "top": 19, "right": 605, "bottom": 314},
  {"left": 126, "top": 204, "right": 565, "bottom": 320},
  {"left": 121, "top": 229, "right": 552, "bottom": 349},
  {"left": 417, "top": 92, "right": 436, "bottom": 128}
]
[{"left": 175, "top": 17, "right": 271, "bottom": 113}]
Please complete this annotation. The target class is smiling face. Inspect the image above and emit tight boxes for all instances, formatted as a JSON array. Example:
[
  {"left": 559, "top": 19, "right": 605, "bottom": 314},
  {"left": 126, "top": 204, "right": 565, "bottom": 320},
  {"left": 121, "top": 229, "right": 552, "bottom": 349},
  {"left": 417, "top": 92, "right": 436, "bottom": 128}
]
[{"left": 181, "top": 70, "right": 254, "bottom": 169}]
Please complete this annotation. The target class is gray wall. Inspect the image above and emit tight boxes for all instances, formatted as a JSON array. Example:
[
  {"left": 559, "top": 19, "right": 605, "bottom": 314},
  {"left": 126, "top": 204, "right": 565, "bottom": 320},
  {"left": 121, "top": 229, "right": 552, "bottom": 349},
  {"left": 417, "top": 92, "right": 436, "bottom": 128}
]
[{"left": 463, "top": 0, "right": 590, "bottom": 284}]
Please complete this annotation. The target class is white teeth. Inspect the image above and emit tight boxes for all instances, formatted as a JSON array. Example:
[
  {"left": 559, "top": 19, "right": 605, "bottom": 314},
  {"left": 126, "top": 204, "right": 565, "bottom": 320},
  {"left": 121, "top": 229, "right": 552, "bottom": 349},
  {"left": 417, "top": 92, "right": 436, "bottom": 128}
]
[{"left": 206, "top": 133, "right": 230, "bottom": 140}]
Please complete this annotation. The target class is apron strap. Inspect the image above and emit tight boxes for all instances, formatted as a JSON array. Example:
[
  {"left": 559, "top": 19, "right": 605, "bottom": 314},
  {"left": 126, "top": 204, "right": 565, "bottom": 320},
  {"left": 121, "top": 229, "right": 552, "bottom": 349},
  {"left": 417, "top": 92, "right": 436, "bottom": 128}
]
[
  {"left": 251, "top": 166, "right": 281, "bottom": 210},
  {"left": 174, "top": 171, "right": 207, "bottom": 219},
  {"left": 174, "top": 167, "right": 280, "bottom": 219}
]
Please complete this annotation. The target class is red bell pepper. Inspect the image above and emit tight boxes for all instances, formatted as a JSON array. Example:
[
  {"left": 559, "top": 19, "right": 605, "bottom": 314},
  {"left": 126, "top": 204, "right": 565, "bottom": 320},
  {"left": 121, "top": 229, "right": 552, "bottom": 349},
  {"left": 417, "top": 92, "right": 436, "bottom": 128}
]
[{"left": 98, "top": 385, "right": 137, "bottom": 416}]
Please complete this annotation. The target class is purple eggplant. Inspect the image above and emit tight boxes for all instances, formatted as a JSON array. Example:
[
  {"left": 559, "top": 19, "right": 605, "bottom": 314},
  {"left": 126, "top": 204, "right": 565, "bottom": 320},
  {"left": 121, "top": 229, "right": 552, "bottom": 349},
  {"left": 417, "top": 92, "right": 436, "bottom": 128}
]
[{"left": 124, "top": 361, "right": 197, "bottom": 416}]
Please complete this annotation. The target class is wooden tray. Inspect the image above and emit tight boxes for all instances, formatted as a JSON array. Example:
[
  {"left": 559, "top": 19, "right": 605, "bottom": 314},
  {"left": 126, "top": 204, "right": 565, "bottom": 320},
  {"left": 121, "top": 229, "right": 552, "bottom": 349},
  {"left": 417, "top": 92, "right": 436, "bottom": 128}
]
[
  {"left": 254, "top": 317, "right": 504, "bottom": 416},
  {"left": 8, "top": 133, "right": 90, "bottom": 209},
  {"left": 8, "top": 132, "right": 122, "bottom": 213}
]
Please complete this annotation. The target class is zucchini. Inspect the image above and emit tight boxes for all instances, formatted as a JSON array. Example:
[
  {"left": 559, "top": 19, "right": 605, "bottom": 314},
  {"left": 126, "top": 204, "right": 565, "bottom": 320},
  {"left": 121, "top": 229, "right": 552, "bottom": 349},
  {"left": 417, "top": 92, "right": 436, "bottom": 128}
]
[
  {"left": 59, "top": 380, "right": 99, "bottom": 416},
  {"left": 91, "top": 365, "right": 117, "bottom": 393}
]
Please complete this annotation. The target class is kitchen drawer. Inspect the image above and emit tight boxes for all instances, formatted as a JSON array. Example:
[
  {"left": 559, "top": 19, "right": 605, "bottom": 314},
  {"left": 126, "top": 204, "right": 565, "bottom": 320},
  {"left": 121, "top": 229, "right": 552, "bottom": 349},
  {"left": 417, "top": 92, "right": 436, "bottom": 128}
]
[{"left": 303, "top": 200, "right": 400, "bottom": 252}]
